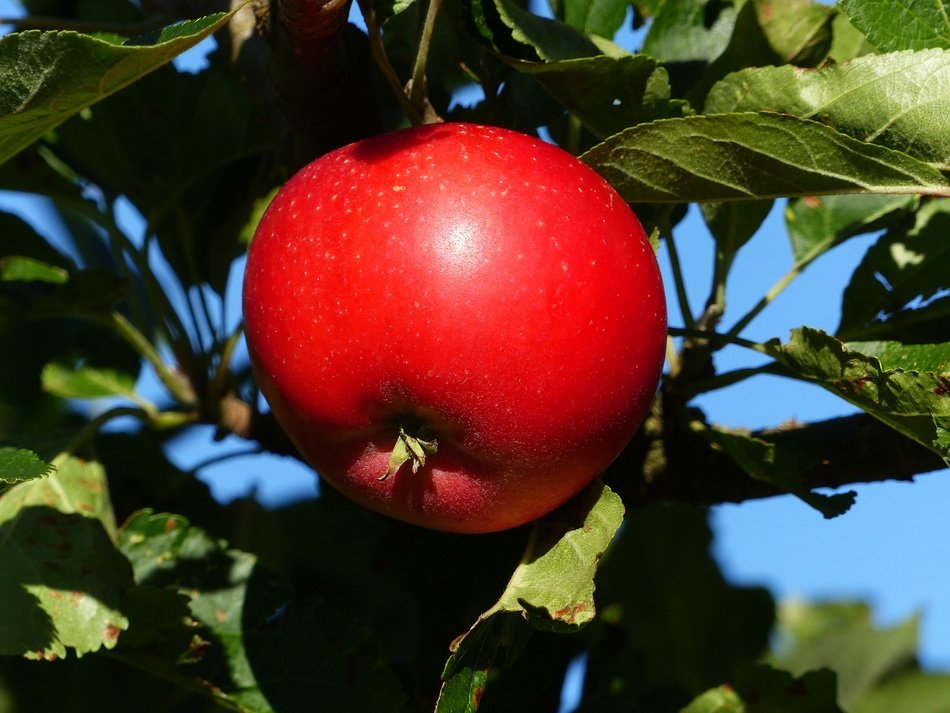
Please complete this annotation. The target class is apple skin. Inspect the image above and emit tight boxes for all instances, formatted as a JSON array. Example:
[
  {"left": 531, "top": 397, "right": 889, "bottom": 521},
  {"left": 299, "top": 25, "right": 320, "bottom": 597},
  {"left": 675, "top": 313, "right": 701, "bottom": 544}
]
[{"left": 243, "top": 122, "right": 666, "bottom": 533}]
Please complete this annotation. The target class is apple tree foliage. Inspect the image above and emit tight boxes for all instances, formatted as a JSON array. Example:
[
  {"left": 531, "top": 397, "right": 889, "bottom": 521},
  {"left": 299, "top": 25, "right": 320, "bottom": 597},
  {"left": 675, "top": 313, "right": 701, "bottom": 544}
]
[{"left": 1, "top": 0, "right": 949, "bottom": 710}]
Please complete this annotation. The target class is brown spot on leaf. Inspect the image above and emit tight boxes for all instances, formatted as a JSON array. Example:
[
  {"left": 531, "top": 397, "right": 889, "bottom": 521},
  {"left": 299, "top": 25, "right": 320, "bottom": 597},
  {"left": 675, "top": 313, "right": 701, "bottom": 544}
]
[
  {"left": 834, "top": 376, "right": 871, "bottom": 394},
  {"left": 79, "top": 477, "right": 105, "bottom": 493},
  {"left": 553, "top": 602, "right": 589, "bottom": 624},
  {"left": 472, "top": 677, "right": 488, "bottom": 708},
  {"left": 103, "top": 624, "right": 122, "bottom": 642}
]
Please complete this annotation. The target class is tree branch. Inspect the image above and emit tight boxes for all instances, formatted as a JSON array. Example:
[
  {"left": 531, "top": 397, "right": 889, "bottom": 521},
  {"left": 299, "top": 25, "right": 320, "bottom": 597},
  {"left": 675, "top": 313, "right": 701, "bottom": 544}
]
[
  {"left": 214, "top": 385, "right": 947, "bottom": 512},
  {"left": 608, "top": 410, "right": 947, "bottom": 509},
  {"left": 266, "top": 0, "right": 385, "bottom": 166}
]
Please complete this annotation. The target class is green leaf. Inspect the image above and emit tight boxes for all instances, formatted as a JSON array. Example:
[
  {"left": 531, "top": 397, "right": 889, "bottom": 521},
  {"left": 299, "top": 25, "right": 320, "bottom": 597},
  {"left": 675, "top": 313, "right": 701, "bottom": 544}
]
[
  {"left": 696, "top": 425, "right": 856, "bottom": 518},
  {"left": 705, "top": 50, "right": 950, "bottom": 170},
  {"left": 0, "top": 453, "right": 118, "bottom": 531},
  {"left": 556, "top": 0, "right": 629, "bottom": 39},
  {"left": 828, "top": 9, "right": 878, "bottom": 62},
  {"left": 117, "top": 510, "right": 409, "bottom": 713},
  {"left": 0, "top": 11, "right": 235, "bottom": 165},
  {"left": 681, "top": 685, "right": 743, "bottom": 713},
  {"left": 0, "top": 455, "right": 131, "bottom": 659},
  {"left": 32, "top": 269, "right": 129, "bottom": 317},
  {"left": 631, "top": 0, "right": 664, "bottom": 22},
  {"left": 241, "top": 187, "right": 280, "bottom": 245},
  {"left": 0, "top": 211, "right": 74, "bottom": 277},
  {"left": 581, "top": 113, "right": 950, "bottom": 203},
  {"left": 852, "top": 671, "right": 950, "bottom": 713},
  {"left": 701, "top": 199, "right": 774, "bottom": 276},
  {"left": 642, "top": 0, "right": 737, "bottom": 64},
  {"left": 489, "top": 0, "right": 602, "bottom": 60},
  {"left": 753, "top": 0, "right": 835, "bottom": 66},
  {"left": 370, "top": 0, "right": 419, "bottom": 26},
  {"left": 734, "top": 665, "right": 841, "bottom": 712},
  {"left": 583, "top": 504, "right": 775, "bottom": 705},
  {"left": 52, "top": 62, "right": 279, "bottom": 291},
  {"left": 840, "top": 0, "right": 950, "bottom": 51},
  {"left": 492, "top": 483, "right": 624, "bottom": 632},
  {"left": 682, "top": 665, "right": 843, "bottom": 712},
  {"left": 508, "top": 53, "right": 686, "bottom": 139},
  {"left": 0, "top": 447, "right": 55, "bottom": 484},
  {"left": 41, "top": 360, "right": 138, "bottom": 400},
  {"left": 762, "top": 328, "right": 950, "bottom": 465},
  {"left": 845, "top": 340, "right": 950, "bottom": 372},
  {"left": 0, "top": 255, "right": 69, "bottom": 284},
  {"left": 438, "top": 483, "right": 624, "bottom": 711},
  {"left": 784, "top": 194, "right": 916, "bottom": 264},
  {"left": 774, "top": 601, "right": 920, "bottom": 708},
  {"left": 838, "top": 198, "right": 950, "bottom": 343}
]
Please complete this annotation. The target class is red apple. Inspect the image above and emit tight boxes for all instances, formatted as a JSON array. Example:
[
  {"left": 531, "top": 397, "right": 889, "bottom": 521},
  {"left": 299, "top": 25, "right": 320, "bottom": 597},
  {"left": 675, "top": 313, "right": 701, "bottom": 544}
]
[{"left": 242, "top": 122, "right": 666, "bottom": 533}]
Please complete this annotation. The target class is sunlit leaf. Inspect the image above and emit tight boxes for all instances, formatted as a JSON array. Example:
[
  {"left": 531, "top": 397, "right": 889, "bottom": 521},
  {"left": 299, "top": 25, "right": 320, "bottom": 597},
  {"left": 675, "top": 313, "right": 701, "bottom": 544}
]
[
  {"left": 0, "top": 255, "right": 68, "bottom": 283},
  {"left": 582, "top": 113, "right": 950, "bottom": 203},
  {"left": 41, "top": 361, "right": 138, "bottom": 400},
  {"left": 840, "top": 0, "right": 950, "bottom": 51},
  {"left": 762, "top": 328, "right": 950, "bottom": 465},
  {"left": 705, "top": 50, "right": 950, "bottom": 169},
  {"left": 0, "top": 11, "right": 235, "bottom": 165},
  {"left": 438, "top": 483, "right": 623, "bottom": 711}
]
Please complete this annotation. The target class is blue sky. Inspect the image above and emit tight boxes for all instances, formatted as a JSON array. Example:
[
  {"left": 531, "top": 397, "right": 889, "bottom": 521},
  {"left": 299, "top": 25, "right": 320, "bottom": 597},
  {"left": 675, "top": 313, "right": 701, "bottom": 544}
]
[{"left": 2, "top": 0, "right": 948, "bottom": 686}]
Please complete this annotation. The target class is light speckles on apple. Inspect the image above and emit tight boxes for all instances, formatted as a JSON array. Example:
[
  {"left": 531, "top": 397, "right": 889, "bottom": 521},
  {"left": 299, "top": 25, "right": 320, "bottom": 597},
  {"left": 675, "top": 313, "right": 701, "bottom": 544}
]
[{"left": 438, "top": 220, "right": 482, "bottom": 273}]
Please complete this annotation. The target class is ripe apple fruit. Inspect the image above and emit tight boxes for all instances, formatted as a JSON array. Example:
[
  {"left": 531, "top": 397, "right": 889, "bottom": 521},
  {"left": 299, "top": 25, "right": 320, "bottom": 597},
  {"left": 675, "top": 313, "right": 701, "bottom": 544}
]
[{"left": 243, "top": 122, "right": 666, "bottom": 533}]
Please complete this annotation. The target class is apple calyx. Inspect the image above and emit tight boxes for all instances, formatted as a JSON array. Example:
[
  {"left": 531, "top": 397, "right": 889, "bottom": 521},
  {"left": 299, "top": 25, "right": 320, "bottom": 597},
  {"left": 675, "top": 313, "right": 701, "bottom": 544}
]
[{"left": 379, "top": 426, "right": 439, "bottom": 481}]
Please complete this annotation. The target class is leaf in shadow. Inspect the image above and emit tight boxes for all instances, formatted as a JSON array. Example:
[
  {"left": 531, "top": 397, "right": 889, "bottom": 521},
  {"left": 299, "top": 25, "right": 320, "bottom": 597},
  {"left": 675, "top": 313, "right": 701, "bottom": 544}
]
[
  {"left": 0, "top": 506, "right": 132, "bottom": 659},
  {"left": 695, "top": 424, "right": 856, "bottom": 518},
  {"left": 838, "top": 199, "right": 950, "bottom": 343},
  {"left": 116, "top": 509, "right": 409, "bottom": 713},
  {"left": 579, "top": 503, "right": 775, "bottom": 710}
]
